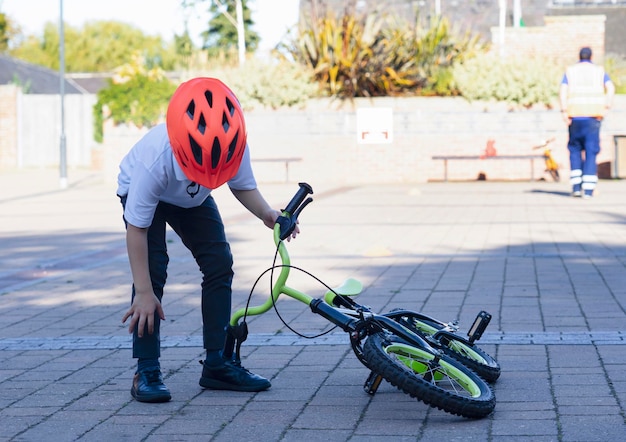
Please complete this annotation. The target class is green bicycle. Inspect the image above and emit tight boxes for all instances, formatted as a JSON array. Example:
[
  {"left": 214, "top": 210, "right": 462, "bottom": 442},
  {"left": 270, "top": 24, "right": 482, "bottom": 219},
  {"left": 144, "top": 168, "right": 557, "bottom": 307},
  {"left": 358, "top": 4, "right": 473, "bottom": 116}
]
[{"left": 222, "top": 183, "right": 497, "bottom": 419}]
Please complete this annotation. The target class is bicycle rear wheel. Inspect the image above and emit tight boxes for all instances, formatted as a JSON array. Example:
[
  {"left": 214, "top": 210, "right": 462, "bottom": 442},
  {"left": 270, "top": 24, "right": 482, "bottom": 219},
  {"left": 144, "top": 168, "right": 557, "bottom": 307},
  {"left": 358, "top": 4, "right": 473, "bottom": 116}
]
[
  {"left": 362, "top": 332, "right": 495, "bottom": 419},
  {"left": 393, "top": 312, "right": 500, "bottom": 383},
  {"left": 437, "top": 334, "right": 500, "bottom": 383},
  {"left": 549, "top": 169, "right": 560, "bottom": 182}
]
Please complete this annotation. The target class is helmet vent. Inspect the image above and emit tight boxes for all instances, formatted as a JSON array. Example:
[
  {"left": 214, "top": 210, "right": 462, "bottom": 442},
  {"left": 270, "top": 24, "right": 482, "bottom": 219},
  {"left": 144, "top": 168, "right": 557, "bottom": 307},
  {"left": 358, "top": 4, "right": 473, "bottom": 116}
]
[
  {"left": 225, "top": 97, "right": 235, "bottom": 116},
  {"left": 205, "top": 90, "right": 213, "bottom": 108},
  {"left": 198, "top": 113, "right": 206, "bottom": 135},
  {"left": 189, "top": 134, "right": 203, "bottom": 166},
  {"left": 211, "top": 137, "right": 221, "bottom": 169},
  {"left": 222, "top": 112, "right": 230, "bottom": 133},
  {"left": 186, "top": 100, "right": 195, "bottom": 120},
  {"left": 227, "top": 132, "right": 238, "bottom": 162}
]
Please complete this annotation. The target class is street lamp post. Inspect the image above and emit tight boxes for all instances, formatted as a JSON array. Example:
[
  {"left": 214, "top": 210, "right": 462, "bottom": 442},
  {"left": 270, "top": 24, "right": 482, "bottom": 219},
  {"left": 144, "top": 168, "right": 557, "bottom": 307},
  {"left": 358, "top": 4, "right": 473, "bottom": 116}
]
[
  {"left": 513, "top": 0, "right": 522, "bottom": 28},
  {"left": 498, "top": 0, "right": 506, "bottom": 58},
  {"left": 59, "top": 0, "right": 67, "bottom": 189}
]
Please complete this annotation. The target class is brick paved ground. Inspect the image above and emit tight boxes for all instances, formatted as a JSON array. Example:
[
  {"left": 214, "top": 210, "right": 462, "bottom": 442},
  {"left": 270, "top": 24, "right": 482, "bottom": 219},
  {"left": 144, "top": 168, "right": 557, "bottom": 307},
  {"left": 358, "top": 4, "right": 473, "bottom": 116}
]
[{"left": 1, "top": 169, "right": 625, "bottom": 441}]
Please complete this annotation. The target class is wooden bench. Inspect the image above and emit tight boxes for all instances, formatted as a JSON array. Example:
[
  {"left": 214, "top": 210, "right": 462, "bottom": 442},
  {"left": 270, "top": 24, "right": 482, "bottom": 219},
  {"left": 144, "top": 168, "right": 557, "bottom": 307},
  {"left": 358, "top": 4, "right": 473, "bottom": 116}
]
[
  {"left": 253, "top": 157, "right": 302, "bottom": 183},
  {"left": 432, "top": 155, "right": 547, "bottom": 182}
]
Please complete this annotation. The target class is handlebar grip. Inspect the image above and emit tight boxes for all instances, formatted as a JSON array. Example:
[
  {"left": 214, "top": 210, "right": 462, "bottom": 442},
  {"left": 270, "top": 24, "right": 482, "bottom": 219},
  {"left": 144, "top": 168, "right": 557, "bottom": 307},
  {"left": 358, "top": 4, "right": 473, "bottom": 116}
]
[
  {"left": 277, "top": 183, "right": 314, "bottom": 241},
  {"left": 283, "top": 182, "right": 313, "bottom": 215}
]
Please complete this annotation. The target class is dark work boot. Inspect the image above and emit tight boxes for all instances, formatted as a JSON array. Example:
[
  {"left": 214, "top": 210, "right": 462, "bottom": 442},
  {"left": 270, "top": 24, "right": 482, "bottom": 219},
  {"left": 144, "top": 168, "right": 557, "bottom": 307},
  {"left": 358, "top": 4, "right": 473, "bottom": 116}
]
[
  {"left": 131, "top": 368, "right": 171, "bottom": 403},
  {"left": 199, "top": 359, "right": 271, "bottom": 392}
]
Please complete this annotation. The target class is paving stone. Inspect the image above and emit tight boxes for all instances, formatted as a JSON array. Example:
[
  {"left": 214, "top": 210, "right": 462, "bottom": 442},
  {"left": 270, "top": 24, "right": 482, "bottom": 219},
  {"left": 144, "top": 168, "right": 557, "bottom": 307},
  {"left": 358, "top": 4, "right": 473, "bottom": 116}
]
[{"left": 2, "top": 171, "right": 626, "bottom": 440}]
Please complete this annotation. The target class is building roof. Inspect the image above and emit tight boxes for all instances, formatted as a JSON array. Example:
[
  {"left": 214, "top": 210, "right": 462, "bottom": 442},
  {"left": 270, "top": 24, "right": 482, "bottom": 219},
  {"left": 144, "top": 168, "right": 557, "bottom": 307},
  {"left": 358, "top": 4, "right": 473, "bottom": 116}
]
[
  {"left": 65, "top": 73, "right": 111, "bottom": 94},
  {"left": 0, "top": 55, "right": 87, "bottom": 94}
]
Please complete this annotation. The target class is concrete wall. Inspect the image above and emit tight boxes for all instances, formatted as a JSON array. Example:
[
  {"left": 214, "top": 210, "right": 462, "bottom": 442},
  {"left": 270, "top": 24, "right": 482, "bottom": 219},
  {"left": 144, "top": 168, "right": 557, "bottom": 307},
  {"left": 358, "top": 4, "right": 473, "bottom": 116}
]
[{"left": 100, "top": 95, "right": 626, "bottom": 185}]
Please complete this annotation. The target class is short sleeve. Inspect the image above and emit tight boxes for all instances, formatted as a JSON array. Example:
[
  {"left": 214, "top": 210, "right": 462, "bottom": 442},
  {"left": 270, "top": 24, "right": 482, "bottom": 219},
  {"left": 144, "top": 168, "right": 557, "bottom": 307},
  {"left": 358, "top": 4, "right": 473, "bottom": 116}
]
[
  {"left": 227, "top": 144, "right": 257, "bottom": 191},
  {"left": 124, "top": 162, "right": 167, "bottom": 228}
]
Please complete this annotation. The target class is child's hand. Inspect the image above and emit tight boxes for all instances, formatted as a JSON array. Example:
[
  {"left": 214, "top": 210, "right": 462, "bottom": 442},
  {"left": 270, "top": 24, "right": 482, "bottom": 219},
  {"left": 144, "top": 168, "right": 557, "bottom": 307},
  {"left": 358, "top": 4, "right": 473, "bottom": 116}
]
[
  {"left": 122, "top": 291, "right": 165, "bottom": 337},
  {"left": 264, "top": 208, "right": 299, "bottom": 240}
]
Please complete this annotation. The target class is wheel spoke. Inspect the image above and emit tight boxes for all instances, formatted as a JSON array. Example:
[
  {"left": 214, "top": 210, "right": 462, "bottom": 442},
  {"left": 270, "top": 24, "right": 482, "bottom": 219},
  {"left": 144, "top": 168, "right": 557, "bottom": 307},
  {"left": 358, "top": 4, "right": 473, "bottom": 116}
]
[
  {"left": 447, "top": 339, "right": 488, "bottom": 364},
  {"left": 386, "top": 344, "right": 480, "bottom": 398},
  {"left": 363, "top": 332, "right": 495, "bottom": 419}
]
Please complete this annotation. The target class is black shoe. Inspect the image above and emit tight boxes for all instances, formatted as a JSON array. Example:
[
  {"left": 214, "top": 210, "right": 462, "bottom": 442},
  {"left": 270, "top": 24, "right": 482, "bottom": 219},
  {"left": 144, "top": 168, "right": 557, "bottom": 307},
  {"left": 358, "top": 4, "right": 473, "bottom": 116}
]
[
  {"left": 131, "top": 368, "right": 171, "bottom": 403},
  {"left": 199, "top": 359, "right": 271, "bottom": 392}
]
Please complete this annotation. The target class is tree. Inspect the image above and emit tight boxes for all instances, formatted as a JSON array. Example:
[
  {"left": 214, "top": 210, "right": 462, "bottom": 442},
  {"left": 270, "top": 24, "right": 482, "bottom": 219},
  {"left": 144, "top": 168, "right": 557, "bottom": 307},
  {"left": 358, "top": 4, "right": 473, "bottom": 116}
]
[
  {"left": 198, "top": 0, "right": 259, "bottom": 57},
  {"left": 93, "top": 53, "right": 176, "bottom": 142},
  {"left": 0, "top": 12, "right": 20, "bottom": 52},
  {"left": 174, "top": 29, "right": 194, "bottom": 65},
  {"left": 9, "top": 21, "right": 181, "bottom": 72},
  {"left": 0, "top": 13, "right": 9, "bottom": 51}
]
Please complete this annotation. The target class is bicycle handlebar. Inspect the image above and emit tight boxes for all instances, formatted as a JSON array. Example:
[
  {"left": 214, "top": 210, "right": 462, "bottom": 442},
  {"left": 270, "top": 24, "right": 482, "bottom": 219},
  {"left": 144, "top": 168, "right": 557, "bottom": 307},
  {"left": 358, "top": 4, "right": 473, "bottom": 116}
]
[{"left": 276, "top": 182, "right": 314, "bottom": 240}]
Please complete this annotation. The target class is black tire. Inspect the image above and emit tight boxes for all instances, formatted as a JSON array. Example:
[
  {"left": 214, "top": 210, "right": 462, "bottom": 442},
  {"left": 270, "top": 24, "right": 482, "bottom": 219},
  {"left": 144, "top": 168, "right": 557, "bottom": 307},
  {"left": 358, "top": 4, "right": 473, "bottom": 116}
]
[
  {"left": 549, "top": 169, "right": 560, "bottom": 182},
  {"left": 393, "top": 312, "right": 501, "bottom": 383},
  {"left": 437, "top": 334, "right": 500, "bottom": 383},
  {"left": 362, "top": 332, "right": 495, "bottom": 419}
]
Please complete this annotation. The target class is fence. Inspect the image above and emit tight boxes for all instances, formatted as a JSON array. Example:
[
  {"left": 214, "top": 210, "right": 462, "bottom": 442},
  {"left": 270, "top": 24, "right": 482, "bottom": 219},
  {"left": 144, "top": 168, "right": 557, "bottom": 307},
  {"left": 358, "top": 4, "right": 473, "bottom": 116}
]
[{"left": 0, "top": 85, "right": 96, "bottom": 169}]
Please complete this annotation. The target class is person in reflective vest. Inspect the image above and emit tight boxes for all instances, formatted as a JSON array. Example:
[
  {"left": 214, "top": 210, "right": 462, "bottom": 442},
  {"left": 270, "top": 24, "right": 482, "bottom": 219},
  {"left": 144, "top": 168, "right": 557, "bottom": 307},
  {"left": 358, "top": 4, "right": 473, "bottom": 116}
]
[{"left": 559, "top": 47, "right": 615, "bottom": 198}]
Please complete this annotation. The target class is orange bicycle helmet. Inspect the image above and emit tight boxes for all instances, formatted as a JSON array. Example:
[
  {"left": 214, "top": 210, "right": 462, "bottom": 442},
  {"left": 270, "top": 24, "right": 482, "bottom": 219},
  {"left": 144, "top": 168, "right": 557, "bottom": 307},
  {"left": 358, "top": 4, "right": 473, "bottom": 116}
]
[{"left": 166, "top": 77, "right": 247, "bottom": 189}]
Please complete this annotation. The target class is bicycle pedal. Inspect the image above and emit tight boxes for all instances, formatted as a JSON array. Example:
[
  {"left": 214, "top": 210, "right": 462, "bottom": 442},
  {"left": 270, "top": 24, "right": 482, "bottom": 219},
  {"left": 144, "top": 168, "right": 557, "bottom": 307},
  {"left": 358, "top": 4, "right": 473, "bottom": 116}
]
[
  {"left": 467, "top": 310, "right": 491, "bottom": 343},
  {"left": 363, "top": 371, "right": 383, "bottom": 395}
]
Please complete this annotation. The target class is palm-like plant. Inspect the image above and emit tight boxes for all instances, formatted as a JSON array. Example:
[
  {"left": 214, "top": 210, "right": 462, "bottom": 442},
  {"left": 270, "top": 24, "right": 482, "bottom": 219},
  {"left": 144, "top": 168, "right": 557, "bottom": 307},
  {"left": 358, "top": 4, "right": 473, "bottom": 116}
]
[{"left": 282, "top": 11, "right": 484, "bottom": 98}]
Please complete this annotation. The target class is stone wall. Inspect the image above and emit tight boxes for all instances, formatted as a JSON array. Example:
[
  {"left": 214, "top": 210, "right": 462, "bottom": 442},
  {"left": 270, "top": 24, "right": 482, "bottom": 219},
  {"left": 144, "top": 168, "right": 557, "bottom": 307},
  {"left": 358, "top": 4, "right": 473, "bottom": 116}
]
[
  {"left": 548, "top": 4, "right": 626, "bottom": 57},
  {"left": 490, "top": 15, "right": 606, "bottom": 65},
  {"left": 100, "top": 95, "right": 626, "bottom": 185}
]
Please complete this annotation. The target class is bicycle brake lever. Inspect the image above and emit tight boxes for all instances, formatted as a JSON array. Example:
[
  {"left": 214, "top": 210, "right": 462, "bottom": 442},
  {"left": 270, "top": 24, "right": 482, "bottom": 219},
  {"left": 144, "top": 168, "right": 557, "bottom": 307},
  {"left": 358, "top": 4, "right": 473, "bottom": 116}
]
[{"left": 292, "top": 197, "right": 313, "bottom": 219}]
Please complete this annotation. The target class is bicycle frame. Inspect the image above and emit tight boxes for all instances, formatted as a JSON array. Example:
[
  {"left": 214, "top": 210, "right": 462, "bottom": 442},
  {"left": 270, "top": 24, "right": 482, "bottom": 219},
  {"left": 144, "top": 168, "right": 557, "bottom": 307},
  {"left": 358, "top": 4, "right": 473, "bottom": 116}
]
[
  {"left": 219, "top": 184, "right": 497, "bottom": 418},
  {"left": 222, "top": 183, "right": 438, "bottom": 363}
]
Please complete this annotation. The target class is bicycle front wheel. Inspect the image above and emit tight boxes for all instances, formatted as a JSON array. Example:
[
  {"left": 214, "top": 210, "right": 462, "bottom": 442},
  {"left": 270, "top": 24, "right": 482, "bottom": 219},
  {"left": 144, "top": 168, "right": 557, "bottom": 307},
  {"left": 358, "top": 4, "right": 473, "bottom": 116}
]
[{"left": 362, "top": 332, "right": 495, "bottom": 419}]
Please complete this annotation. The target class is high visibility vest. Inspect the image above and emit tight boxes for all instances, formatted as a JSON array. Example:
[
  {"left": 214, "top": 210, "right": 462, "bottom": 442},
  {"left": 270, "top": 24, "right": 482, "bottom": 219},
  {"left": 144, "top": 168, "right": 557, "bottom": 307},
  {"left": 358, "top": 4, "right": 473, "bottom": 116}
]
[{"left": 565, "top": 62, "right": 607, "bottom": 118}]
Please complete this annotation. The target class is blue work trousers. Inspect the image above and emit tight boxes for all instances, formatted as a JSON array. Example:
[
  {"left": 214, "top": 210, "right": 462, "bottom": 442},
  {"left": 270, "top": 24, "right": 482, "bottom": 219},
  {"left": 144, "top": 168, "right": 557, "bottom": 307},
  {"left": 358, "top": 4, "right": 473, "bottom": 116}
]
[
  {"left": 568, "top": 118, "right": 601, "bottom": 193},
  {"left": 120, "top": 195, "right": 233, "bottom": 359}
]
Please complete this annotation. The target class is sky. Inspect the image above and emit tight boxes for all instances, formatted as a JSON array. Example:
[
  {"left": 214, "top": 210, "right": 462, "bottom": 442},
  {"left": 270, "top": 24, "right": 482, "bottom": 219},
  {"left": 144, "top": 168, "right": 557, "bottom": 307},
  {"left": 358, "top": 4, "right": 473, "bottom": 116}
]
[{"left": 0, "top": 0, "right": 300, "bottom": 51}]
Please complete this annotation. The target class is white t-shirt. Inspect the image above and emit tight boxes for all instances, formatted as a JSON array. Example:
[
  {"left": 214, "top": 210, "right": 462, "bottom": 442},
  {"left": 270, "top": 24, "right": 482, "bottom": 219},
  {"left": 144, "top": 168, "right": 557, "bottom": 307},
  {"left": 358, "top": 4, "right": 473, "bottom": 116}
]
[{"left": 117, "top": 123, "right": 257, "bottom": 228}]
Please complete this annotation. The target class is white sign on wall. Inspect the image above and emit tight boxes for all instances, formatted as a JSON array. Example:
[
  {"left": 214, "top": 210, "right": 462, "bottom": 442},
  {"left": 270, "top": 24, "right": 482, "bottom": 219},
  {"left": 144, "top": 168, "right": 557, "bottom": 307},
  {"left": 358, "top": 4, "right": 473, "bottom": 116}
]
[{"left": 356, "top": 107, "right": 393, "bottom": 144}]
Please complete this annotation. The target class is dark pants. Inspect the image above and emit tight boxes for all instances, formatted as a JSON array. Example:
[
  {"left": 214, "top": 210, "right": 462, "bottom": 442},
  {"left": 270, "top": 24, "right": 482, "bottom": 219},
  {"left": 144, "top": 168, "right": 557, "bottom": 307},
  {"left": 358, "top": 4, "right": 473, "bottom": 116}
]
[
  {"left": 120, "top": 195, "right": 233, "bottom": 359},
  {"left": 568, "top": 118, "right": 601, "bottom": 194}
]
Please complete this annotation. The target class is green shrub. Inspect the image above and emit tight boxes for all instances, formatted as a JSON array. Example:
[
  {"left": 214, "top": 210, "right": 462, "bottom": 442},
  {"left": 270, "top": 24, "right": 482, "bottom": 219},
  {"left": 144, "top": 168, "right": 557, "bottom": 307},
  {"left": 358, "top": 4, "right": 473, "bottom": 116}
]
[
  {"left": 605, "top": 54, "right": 626, "bottom": 94},
  {"left": 452, "top": 53, "right": 562, "bottom": 108},
  {"left": 93, "top": 55, "right": 176, "bottom": 143},
  {"left": 185, "top": 57, "right": 319, "bottom": 110}
]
